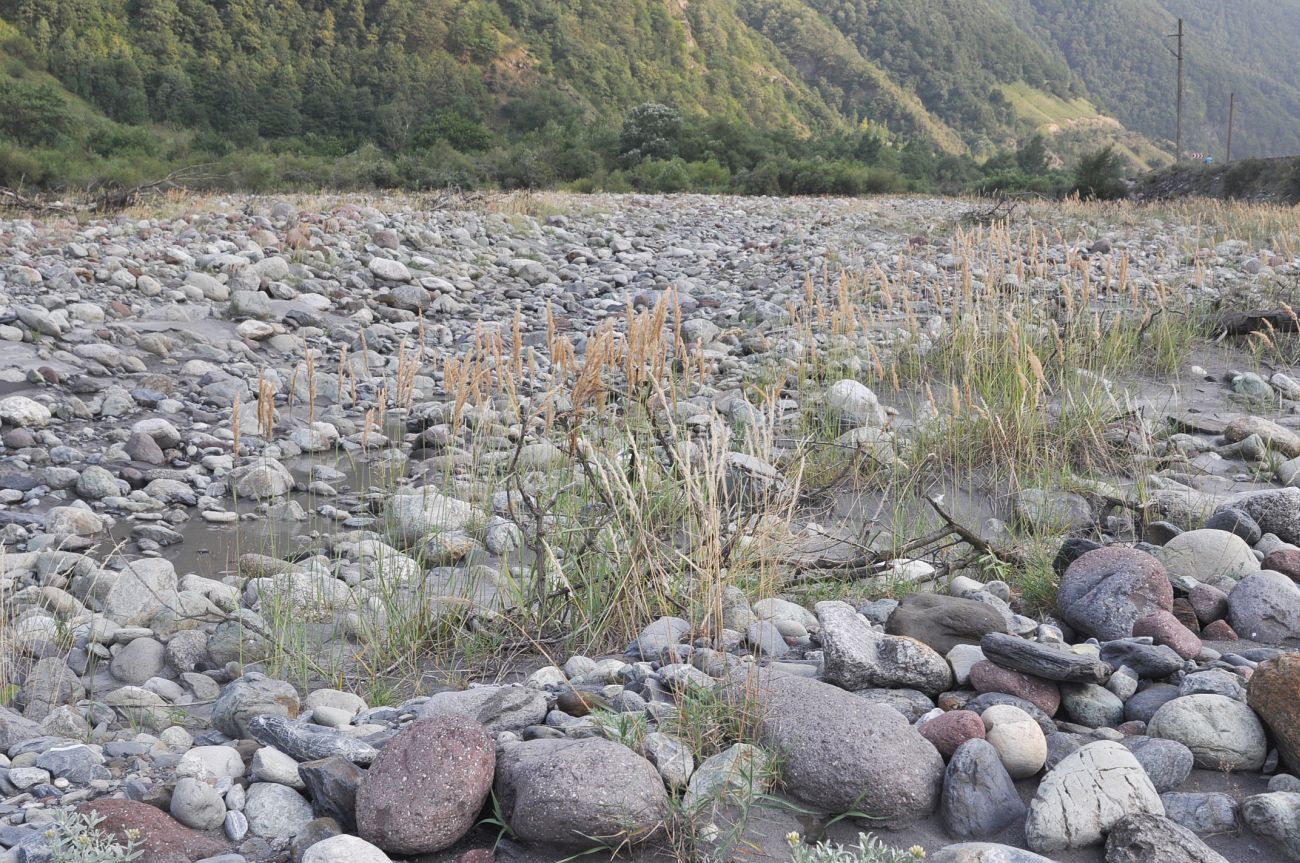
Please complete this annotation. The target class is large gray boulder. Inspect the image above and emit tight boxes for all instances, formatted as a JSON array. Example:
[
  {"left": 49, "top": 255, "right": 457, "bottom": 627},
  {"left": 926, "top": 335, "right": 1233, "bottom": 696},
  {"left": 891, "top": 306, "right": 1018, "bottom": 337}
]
[
  {"left": 21, "top": 657, "right": 85, "bottom": 718},
  {"left": 1228, "top": 571, "right": 1300, "bottom": 645},
  {"left": 1012, "top": 488, "right": 1094, "bottom": 533},
  {"left": 415, "top": 685, "right": 546, "bottom": 733},
  {"left": 1216, "top": 488, "right": 1300, "bottom": 546},
  {"left": 1160, "top": 792, "right": 1239, "bottom": 835},
  {"left": 384, "top": 488, "right": 476, "bottom": 548},
  {"left": 722, "top": 666, "right": 943, "bottom": 825},
  {"left": 1147, "top": 694, "right": 1266, "bottom": 771},
  {"left": 1241, "top": 792, "right": 1300, "bottom": 861},
  {"left": 244, "top": 782, "right": 314, "bottom": 839},
  {"left": 941, "top": 739, "right": 1026, "bottom": 839},
  {"left": 0, "top": 395, "right": 51, "bottom": 427},
  {"left": 1155, "top": 529, "right": 1259, "bottom": 589},
  {"left": 1104, "top": 812, "right": 1230, "bottom": 863},
  {"left": 229, "top": 457, "right": 295, "bottom": 499},
  {"left": 1224, "top": 416, "right": 1300, "bottom": 456},
  {"left": 170, "top": 777, "right": 226, "bottom": 831},
  {"left": 212, "top": 673, "right": 300, "bottom": 739},
  {"left": 229, "top": 290, "right": 272, "bottom": 320},
  {"left": 635, "top": 616, "right": 692, "bottom": 660},
  {"left": 103, "top": 558, "right": 179, "bottom": 627},
  {"left": 816, "top": 600, "right": 952, "bottom": 694},
  {"left": 886, "top": 592, "right": 1008, "bottom": 654},
  {"left": 824, "top": 379, "right": 887, "bottom": 427},
  {"left": 369, "top": 257, "right": 412, "bottom": 282},
  {"left": 1120, "top": 737, "right": 1194, "bottom": 794},
  {"left": 1060, "top": 682, "right": 1124, "bottom": 729},
  {"left": 1025, "top": 741, "right": 1163, "bottom": 854},
  {"left": 681, "top": 743, "right": 770, "bottom": 810},
  {"left": 0, "top": 706, "right": 43, "bottom": 749},
  {"left": 493, "top": 738, "right": 668, "bottom": 847},
  {"left": 302, "top": 835, "right": 391, "bottom": 863},
  {"left": 110, "top": 637, "right": 166, "bottom": 685}
]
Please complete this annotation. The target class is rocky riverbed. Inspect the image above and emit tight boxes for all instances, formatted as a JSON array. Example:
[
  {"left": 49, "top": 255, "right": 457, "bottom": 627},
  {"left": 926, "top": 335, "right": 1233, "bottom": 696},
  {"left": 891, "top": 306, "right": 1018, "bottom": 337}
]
[{"left": 3, "top": 192, "right": 1300, "bottom": 863}]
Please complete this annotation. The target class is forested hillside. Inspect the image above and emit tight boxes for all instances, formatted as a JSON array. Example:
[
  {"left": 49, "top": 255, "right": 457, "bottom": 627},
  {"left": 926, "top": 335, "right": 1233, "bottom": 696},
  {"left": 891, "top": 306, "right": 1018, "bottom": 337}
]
[{"left": 0, "top": 0, "right": 1295, "bottom": 193}]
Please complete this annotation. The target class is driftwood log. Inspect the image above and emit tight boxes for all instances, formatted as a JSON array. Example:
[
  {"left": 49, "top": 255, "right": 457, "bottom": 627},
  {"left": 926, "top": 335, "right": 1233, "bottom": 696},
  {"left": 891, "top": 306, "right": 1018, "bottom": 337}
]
[
  {"left": 1212, "top": 308, "right": 1300, "bottom": 337},
  {"left": 2, "top": 165, "right": 213, "bottom": 215},
  {"left": 0, "top": 188, "right": 75, "bottom": 216},
  {"left": 246, "top": 714, "right": 379, "bottom": 765},
  {"left": 980, "top": 632, "right": 1113, "bottom": 684}
]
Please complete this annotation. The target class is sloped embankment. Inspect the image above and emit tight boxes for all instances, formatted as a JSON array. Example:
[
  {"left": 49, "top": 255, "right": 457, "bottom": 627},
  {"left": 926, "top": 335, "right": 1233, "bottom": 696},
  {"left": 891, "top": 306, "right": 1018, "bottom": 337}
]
[{"left": 1135, "top": 156, "right": 1300, "bottom": 204}]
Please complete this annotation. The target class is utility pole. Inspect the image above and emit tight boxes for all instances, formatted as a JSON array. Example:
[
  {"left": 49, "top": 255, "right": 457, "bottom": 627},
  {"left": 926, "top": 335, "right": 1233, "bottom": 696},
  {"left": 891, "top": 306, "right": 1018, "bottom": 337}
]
[
  {"left": 1226, "top": 92, "right": 1236, "bottom": 164},
  {"left": 1166, "top": 18, "right": 1184, "bottom": 161}
]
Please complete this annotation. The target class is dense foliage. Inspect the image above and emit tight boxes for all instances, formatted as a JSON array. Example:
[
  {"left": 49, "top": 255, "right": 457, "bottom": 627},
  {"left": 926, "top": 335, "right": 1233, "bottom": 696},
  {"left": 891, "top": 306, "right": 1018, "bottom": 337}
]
[
  {"left": 0, "top": 0, "right": 1294, "bottom": 194},
  {"left": 1071, "top": 145, "right": 1127, "bottom": 200}
]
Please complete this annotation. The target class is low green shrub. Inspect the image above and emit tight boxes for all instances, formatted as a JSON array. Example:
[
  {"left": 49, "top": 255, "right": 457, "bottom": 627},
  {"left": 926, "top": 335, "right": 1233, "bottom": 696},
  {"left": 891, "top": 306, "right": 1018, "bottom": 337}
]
[
  {"left": 44, "top": 809, "right": 141, "bottom": 863},
  {"left": 787, "top": 832, "right": 926, "bottom": 863},
  {"left": 1072, "top": 145, "right": 1126, "bottom": 200}
]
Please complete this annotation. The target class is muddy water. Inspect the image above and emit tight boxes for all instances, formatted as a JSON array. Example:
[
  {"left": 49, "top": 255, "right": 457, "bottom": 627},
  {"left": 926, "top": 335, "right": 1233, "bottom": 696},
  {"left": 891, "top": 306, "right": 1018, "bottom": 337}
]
[{"left": 169, "top": 446, "right": 388, "bottom": 579}]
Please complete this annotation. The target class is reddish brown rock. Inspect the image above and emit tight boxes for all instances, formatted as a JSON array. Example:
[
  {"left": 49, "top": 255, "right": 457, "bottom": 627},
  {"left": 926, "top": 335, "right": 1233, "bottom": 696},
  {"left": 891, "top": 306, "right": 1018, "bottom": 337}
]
[
  {"left": 969, "top": 661, "right": 1061, "bottom": 716},
  {"left": 456, "top": 851, "right": 495, "bottom": 863},
  {"left": 356, "top": 715, "right": 494, "bottom": 854},
  {"left": 1263, "top": 549, "right": 1300, "bottom": 582},
  {"left": 1133, "top": 610, "right": 1202, "bottom": 660},
  {"left": 1202, "top": 619, "right": 1238, "bottom": 640},
  {"left": 1188, "top": 583, "right": 1230, "bottom": 624},
  {"left": 1248, "top": 653, "right": 1300, "bottom": 773},
  {"left": 76, "top": 800, "right": 225, "bottom": 863},
  {"left": 918, "top": 710, "right": 986, "bottom": 759},
  {"left": 1117, "top": 721, "right": 1147, "bottom": 736}
]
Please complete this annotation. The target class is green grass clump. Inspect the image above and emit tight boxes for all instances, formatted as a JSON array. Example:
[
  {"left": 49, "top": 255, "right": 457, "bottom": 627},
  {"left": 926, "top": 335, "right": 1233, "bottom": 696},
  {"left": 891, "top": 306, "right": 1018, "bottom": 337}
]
[
  {"left": 44, "top": 810, "right": 141, "bottom": 863},
  {"left": 788, "top": 832, "right": 926, "bottom": 863}
]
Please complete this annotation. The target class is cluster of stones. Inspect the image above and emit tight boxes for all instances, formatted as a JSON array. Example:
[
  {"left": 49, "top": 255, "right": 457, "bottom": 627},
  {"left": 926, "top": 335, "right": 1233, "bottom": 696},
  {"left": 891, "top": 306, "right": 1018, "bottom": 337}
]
[
  {"left": 6, "top": 540, "right": 1300, "bottom": 863},
  {"left": 2, "top": 196, "right": 1300, "bottom": 863}
]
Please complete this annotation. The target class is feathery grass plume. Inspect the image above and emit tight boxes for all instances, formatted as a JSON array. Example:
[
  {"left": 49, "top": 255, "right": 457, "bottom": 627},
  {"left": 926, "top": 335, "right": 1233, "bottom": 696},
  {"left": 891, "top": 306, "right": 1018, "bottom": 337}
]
[
  {"left": 231, "top": 396, "right": 242, "bottom": 460},
  {"left": 361, "top": 407, "right": 374, "bottom": 450},
  {"left": 257, "top": 373, "right": 275, "bottom": 440},
  {"left": 336, "top": 344, "right": 348, "bottom": 405},
  {"left": 511, "top": 303, "right": 523, "bottom": 383},
  {"left": 395, "top": 338, "right": 419, "bottom": 410},
  {"left": 305, "top": 351, "right": 317, "bottom": 425}
]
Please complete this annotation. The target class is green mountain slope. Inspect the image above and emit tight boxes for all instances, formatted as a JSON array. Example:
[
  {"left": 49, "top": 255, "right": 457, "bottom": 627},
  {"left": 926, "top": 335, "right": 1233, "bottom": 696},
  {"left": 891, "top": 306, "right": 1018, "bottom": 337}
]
[
  {"left": 737, "top": 0, "right": 967, "bottom": 153},
  {"left": 0, "top": 0, "right": 853, "bottom": 148},
  {"left": 0, "top": 0, "right": 1295, "bottom": 188},
  {"left": 0, "top": 0, "right": 1137, "bottom": 155}
]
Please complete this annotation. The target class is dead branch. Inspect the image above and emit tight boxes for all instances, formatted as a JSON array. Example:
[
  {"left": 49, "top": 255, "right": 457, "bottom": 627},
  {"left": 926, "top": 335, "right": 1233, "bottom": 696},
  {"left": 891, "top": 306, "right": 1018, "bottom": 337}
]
[
  {"left": 0, "top": 187, "right": 75, "bottom": 216},
  {"left": 91, "top": 164, "right": 216, "bottom": 211},
  {"left": 1211, "top": 308, "right": 1300, "bottom": 337},
  {"left": 925, "top": 495, "right": 1022, "bottom": 564},
  {"left": 963, "top": 196, "right": 1019, "bottom": 226},
  {"left": 2, "top": 164, "right": 216, "bottom": 217}
]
